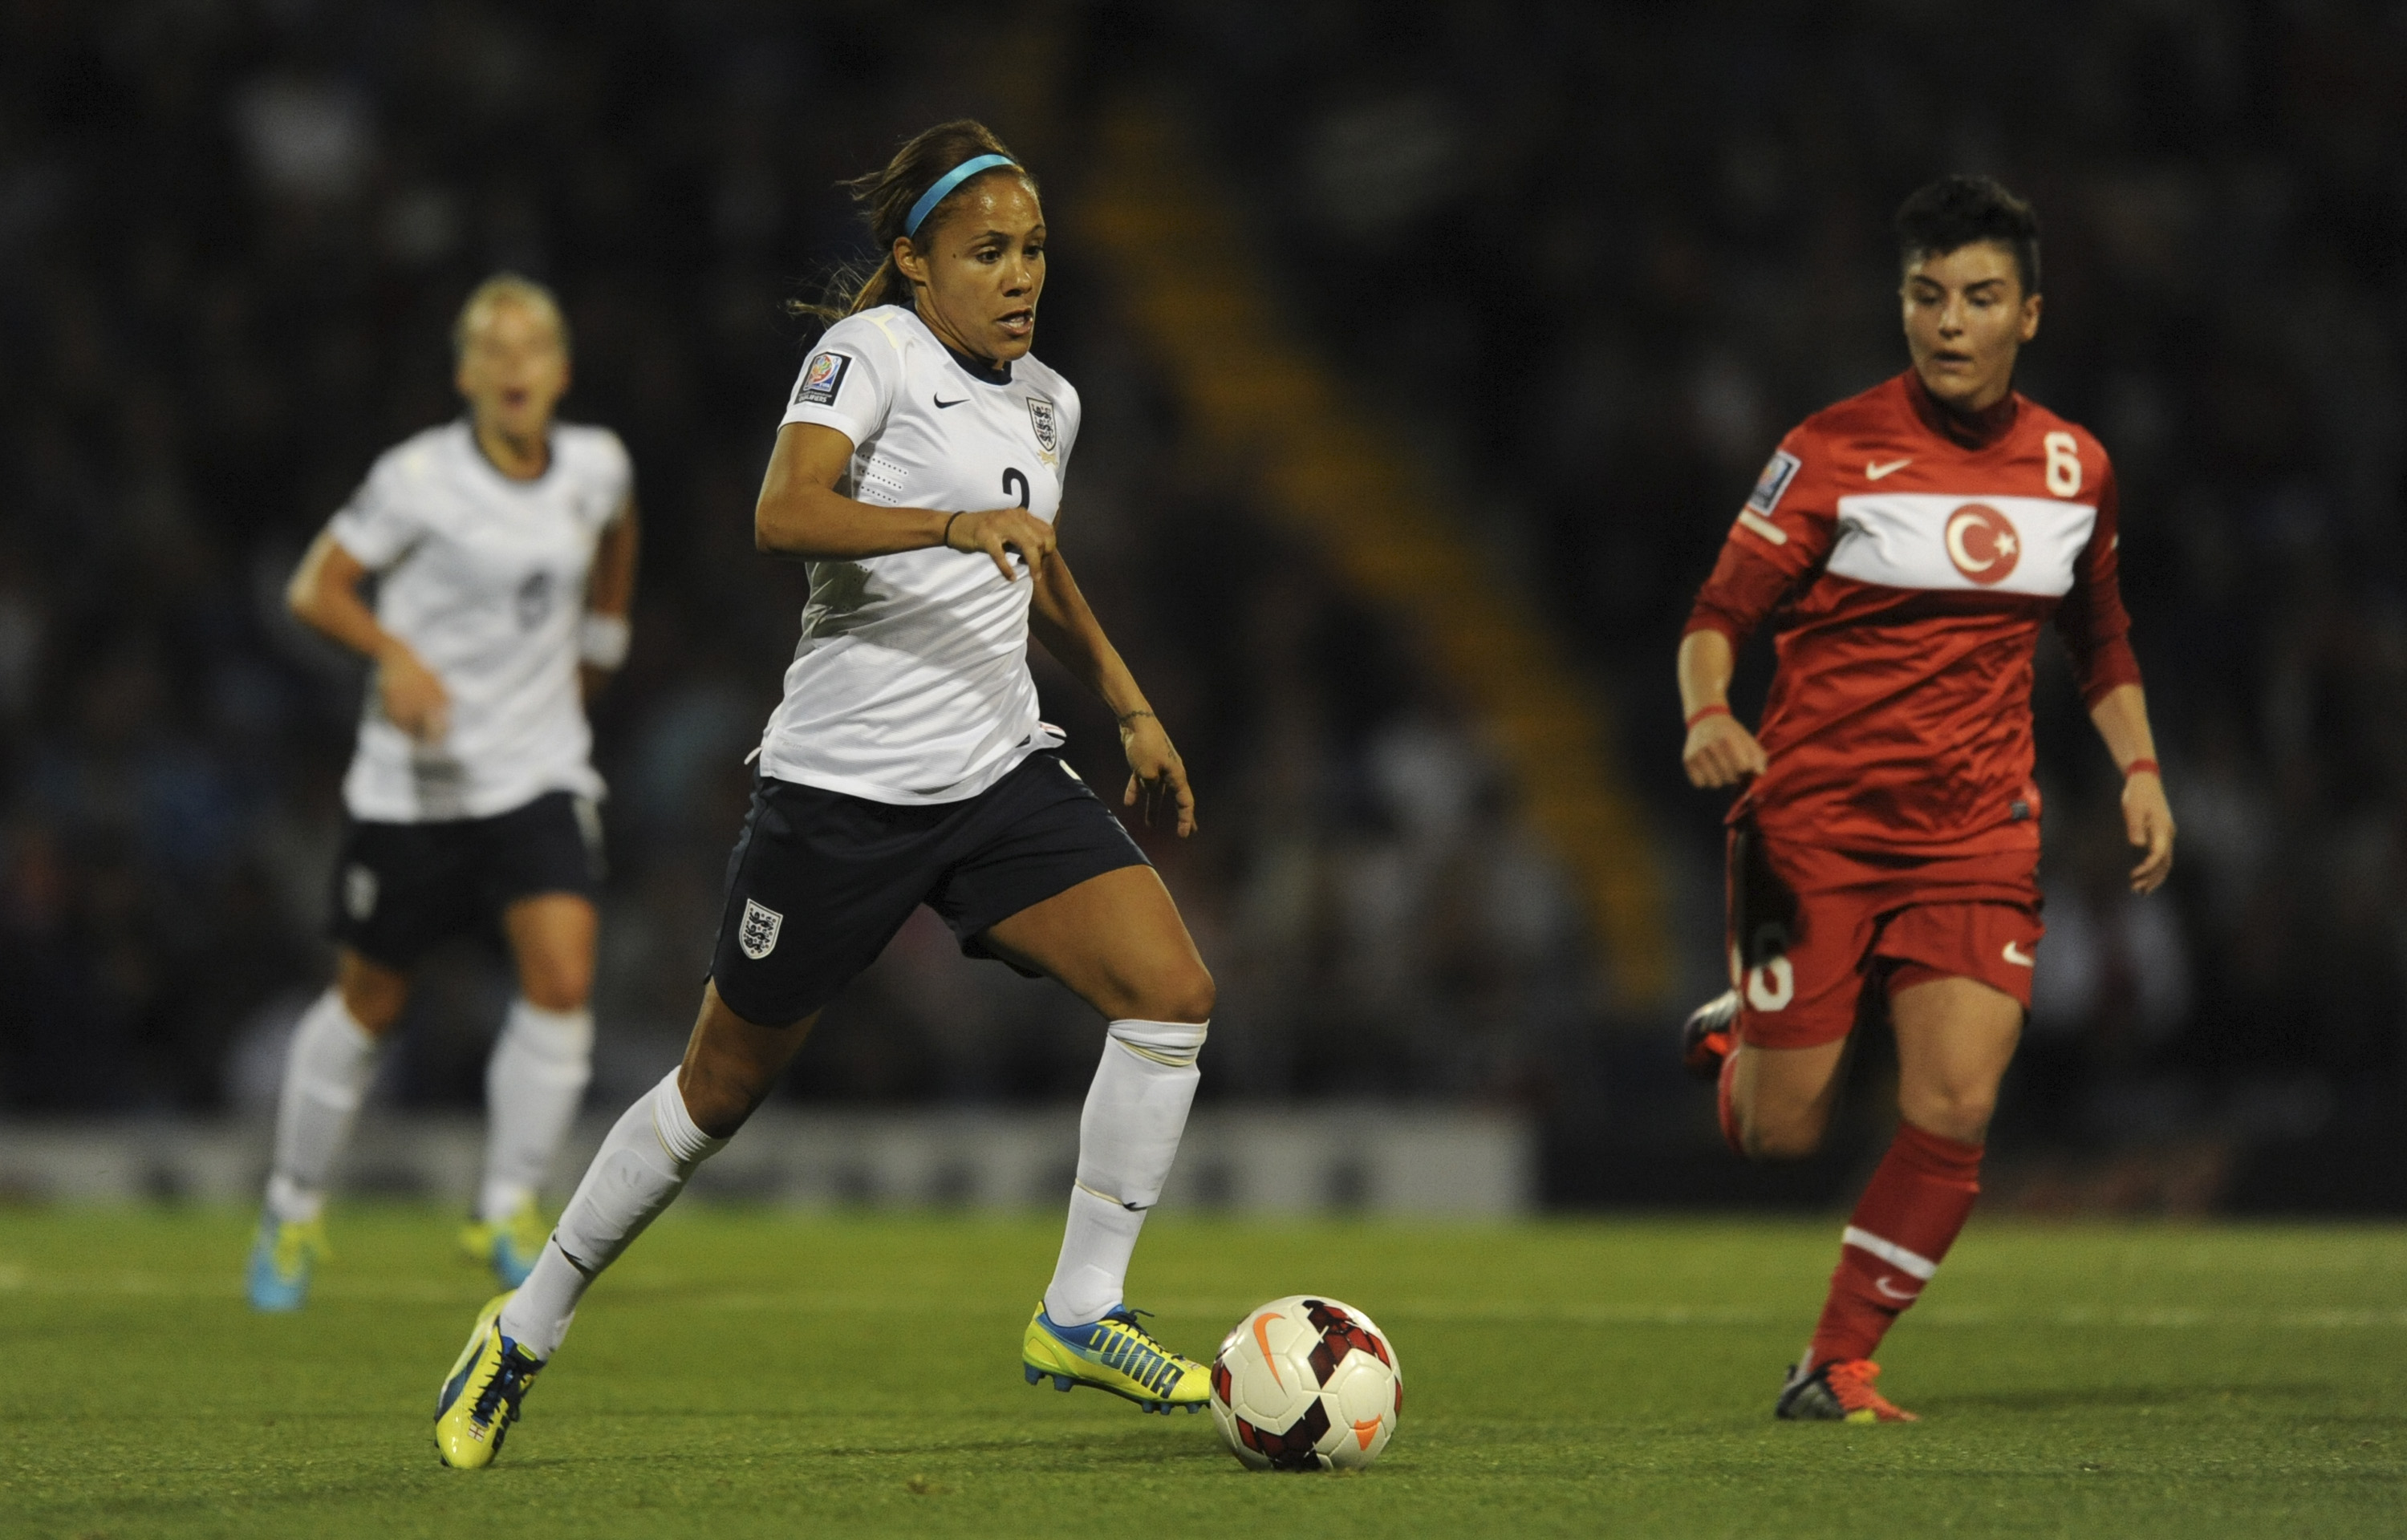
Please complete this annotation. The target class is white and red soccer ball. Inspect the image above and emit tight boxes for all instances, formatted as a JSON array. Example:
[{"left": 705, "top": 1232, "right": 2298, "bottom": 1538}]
[{"left": 1208, "top": 1295, "right": 1402, "bottom": 1471}]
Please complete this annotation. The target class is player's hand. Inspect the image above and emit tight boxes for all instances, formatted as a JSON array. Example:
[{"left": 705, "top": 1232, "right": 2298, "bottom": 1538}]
[
  {"left": 945, "top": 507, "right": 1057, "bottom": 583},
  {"left": 2122, "top": 770, "right": 2175, "bottom": 894},
  {"left": 1118, "top": 711, "right": 1197, "bottom": 837},
  {"left": 377, "top": 642, "right": 450, "bottom": 743},
  {"left": 1682, "top": 711, "right": 1767, "bottom": 789}
]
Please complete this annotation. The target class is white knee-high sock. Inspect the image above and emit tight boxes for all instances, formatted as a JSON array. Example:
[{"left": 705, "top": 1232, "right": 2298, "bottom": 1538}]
[
  {"left": 498, "top": 1069, "right": 725, "bottom": 1359},
  {"left": 264, "top": 988, "right": 382, "bottom": 1224},
  {"left": 1043, "top": 1019, "right": 1207, "bottom": 1327},
  {"left": 479, "top": 999, "right": 595, "bottom": 1222}
]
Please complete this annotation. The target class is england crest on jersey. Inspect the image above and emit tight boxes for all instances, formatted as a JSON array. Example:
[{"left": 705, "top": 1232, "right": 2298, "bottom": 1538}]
[
  {"left": 1026, "top": 395, "right": 1059, "bottom": 456},
  {"left": 737, "top": 898, "right": 783, "bottom": 960}
]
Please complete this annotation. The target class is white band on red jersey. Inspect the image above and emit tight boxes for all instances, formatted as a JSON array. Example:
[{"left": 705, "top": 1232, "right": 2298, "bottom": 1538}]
[{"left": 1828, "top": 492, "right": 2098, "bottom": 598}]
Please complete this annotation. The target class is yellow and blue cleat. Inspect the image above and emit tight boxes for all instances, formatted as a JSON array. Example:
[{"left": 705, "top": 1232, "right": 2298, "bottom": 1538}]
[
  {"left": 246, "top": 1213, "right": 330, "bottom": 1312},
  {"left": 434, "top": 1291, "right": 544, "bottom": 1468},
  {"left": 457, "top": 1199, "right": 550, "bottom": 1288},
  {"left": 1021, "top": 1303, "right": 1209, "bottom": 1414}
]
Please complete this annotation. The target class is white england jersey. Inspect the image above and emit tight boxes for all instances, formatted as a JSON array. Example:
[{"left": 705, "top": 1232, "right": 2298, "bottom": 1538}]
[
  {"left": 764, "top": 305, "right": 1078, "bottom": 804},
  {"left": 327, "top": 419, "right": 632, "bottom": 822}
]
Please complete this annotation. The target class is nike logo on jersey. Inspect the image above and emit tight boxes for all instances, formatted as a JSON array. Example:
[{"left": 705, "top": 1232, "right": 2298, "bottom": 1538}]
[
  {"left": 2003, "top": 940, "right": 2036, "bottom": 967},
  {"left": 932, "top": 394, "right": 968, "bottom": 409},
  {"left": 1865, "top": 457, "right": 1913, "bottom": 480},
  {"left": 1874, "top": 1276, "right": 1922, "bottom": 1302}
]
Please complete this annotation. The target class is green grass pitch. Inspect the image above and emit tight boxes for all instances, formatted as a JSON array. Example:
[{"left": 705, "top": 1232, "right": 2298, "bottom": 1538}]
[{"left": 3, "top": 1208, "right": 2403, "bottom": 1538}]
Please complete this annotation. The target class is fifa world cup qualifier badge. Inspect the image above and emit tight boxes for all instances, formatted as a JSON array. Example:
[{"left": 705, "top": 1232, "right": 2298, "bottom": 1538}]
[
  {"left": 794, "top": 351, "right": 850, "bottom": 407},
  {"left": 737, "top": 898, "right": 783, "bottom": 960},
  {"left": 1026, "top": 395, "right": 1059, "bottom": 463}
]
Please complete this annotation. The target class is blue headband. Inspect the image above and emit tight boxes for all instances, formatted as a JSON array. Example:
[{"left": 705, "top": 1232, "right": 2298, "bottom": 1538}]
[{"left": 904, "top": 153, "right": 1019, "bottom": 238}]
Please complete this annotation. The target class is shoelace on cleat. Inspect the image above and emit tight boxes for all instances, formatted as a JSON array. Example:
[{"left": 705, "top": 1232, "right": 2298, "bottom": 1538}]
[{"left": 472, "top": 1346, "right": 539, "bottom": 1431}]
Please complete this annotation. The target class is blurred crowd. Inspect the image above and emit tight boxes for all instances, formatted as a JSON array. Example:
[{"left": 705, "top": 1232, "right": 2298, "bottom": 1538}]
[{"left": 5, "top": 2, "right": 2404, "bottom": 1198}]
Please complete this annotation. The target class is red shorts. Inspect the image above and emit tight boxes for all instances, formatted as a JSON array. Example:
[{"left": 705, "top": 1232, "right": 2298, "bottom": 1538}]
[{"left": 1725, "top": 823, "right": 2043, "bottom": 1052}]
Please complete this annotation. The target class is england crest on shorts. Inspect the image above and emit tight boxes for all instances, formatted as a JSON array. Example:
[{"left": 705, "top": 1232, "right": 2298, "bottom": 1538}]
[
  {"left": 737, "top": 898, "right": 783, "bottom": 960},
  {"left": 1026, "top": 395, "right": 1058, "bottom": 456}
]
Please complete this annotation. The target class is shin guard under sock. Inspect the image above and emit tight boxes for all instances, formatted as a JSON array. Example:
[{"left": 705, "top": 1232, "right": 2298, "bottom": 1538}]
[
  {"left": 1043, "top": 1019, "right": 1206, "bottom": 1327},
  {"left": 479, "top": 999, "right": 595, "bottom": 1222},
  {"left": 265, "top": 989, "right": 381, "bottom": 1224},
  {"left": 1808, "top": 1120, "right": 1983, "bottom": 1365},
  {"left": 499, "top": 1069, "right": 725, "bottom": 1360}
]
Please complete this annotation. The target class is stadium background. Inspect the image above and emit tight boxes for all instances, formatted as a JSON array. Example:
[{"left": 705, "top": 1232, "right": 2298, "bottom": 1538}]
[{"left": 1, "top": 0, "right": 2401, "bottom": 1214}]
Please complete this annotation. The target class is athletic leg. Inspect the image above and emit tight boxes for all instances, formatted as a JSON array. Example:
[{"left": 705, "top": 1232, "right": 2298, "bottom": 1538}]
[
  {"left": 477, "top": 894, "right": 598, "bottom": 1229},
  {"left": 248, "top": 952, "right": 407, "bottom": 1310},
  {"left": 976, "top": 865, "right": 1214, "bottom": 1411},
  {"left": 265, "top": 950, "right": 406, "bottom": 1222},
  {"left": 1723, "top": 1036, "right": 1851, "bottom": 1162},
  {"left": 982, "top": 865, "right": 1213, "bottom": 1320},
  {"left": 1786, "top": 974, "right": 2018, "bottom": 1421},
  {"left": 497, "top": 983, "right": 815, "bottom": 1359}
]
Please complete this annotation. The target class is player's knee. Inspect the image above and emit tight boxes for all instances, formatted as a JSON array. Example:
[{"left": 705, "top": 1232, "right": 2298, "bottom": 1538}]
[
  {"left": 1141, "top": 961, "right": 1215, "bottom": 1026},
  {"left": 336, "top": 959, "right": 408, "bottom": 1035},
  {"left": 1903, "top": 1084, "right": 1995, "bottom": 1144},
  {"left": 518, "top": 954, "right": 593, "bottom": 1012}
]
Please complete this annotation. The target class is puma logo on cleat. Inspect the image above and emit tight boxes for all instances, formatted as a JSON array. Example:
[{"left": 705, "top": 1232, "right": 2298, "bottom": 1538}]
[
  {"left": 1865, "top": 457, "right": 1913, "bottom": 480},
  {"left": 2003, "top": 940, "right": 2036, "bottom": 967}
]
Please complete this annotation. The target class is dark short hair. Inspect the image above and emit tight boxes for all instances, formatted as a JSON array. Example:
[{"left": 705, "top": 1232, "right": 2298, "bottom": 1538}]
[{"left": 1894, "top": 175, "right": 2040, "bottom": 297}]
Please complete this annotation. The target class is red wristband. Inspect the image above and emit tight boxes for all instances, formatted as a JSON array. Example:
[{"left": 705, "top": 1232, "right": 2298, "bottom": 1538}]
[
  {"left": 2123, "top": 758, "right": 2160, "bottom": 779},
  {"left": 1686, "top": 703, "right": 1733, "bottom": 731}
]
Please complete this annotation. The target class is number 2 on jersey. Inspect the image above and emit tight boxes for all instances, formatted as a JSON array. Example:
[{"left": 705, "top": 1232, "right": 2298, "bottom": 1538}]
[{"left": 1002, "top": 467, "right": 1030, "bottom": 509}]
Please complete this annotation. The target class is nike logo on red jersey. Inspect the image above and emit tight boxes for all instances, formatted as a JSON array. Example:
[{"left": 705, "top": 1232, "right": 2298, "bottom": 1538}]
[
  {"left": 1865, "top": 457, "right": 1913, "bottom": 480},
  {"left": 2003, "top": 940, "right": 2036, "bottom": 967}
]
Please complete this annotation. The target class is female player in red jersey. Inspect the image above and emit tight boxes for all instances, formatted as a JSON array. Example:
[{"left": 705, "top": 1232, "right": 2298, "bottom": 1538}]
[{"left": 1676, "top": 176, "right": 2177, "bottom": 1422}]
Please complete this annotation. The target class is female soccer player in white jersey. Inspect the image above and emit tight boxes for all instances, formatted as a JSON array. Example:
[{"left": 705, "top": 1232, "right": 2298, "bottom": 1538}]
[
  {"left": 246, "top": 275, "right": 638, "bottom": 1311},
  {"left": 432, "top": 121, "right": 1220, "bottom": 1467}
]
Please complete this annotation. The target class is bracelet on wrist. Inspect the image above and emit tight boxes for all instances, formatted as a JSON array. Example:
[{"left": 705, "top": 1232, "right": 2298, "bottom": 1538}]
[
  {"left": 941, "top": 511, "right": 963, "bottom": 549},
  {"left": 1117, "top": 709, "right": 1156, "bottom": 725},
  {"left": 1685, "top": 703, "right": 1733, "bottom": 731},
  {"left": 579, "top": 613, "right": 631, "bottom": 670},
  {"left": 2123, "top": 757, "right": 2161, "bottom": 780}
]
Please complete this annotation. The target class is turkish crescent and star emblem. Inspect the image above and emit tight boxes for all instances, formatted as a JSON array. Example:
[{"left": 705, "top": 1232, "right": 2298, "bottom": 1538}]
[{"left": 1944, "top": 502, "right": 2021, "bottom": 586}]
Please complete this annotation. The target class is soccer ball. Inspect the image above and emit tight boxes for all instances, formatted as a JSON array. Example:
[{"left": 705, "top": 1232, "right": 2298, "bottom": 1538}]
[{"left": 1208, "top": 1295, "right": 1402, "bottom": 1471}]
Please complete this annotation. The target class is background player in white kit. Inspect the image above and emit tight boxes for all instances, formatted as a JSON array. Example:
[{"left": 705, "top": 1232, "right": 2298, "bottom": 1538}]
[
  {"left": 431, "top": 121, "right": 1219, "bottom": 1469},
  {"left": 246, "top": 275, "right": 639, "bottom": 1311}
]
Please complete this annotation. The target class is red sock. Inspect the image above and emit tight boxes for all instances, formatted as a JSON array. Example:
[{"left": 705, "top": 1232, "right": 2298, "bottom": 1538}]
[
  {"left": 1808, "top": 1121, "right": 1982, "bottom": 1366},
  {"left": 1716, "top": 1052, "right": 1743, "bottom": 1157}
]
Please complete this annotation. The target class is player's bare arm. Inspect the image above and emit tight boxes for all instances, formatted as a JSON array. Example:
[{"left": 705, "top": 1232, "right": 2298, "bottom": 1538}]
[
  {"left": 2088, "top": 682, "right": 2175, "bottom": 893},
  {"left": 1676, "top": 629, "right": 1768, "bottom": 789},
  {"left": 286, "top": 529, "right": 449, "bottom": 743},
  {"left": 753, "top": 420, "right": 1053, "bottom": 582},
  {"left": 1029, "top": 551, "right": 1197, "bottom": 837},
  {"left": 581, "top": 495, "right": 639, "bottom": 699}
]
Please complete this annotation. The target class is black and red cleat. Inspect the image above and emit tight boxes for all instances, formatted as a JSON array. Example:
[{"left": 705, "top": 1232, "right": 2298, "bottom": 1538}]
[
  {"left": 1681, "top": 990, "right": 1739, "bottom": 1082},
  {"left": 1775, "top": 1356, "right": 1919, "bottom": 1423}
]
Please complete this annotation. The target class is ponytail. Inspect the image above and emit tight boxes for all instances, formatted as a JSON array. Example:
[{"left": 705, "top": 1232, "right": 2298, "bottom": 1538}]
[{"left": 789, "top": 120, "right": 1032, "bottom": 326}]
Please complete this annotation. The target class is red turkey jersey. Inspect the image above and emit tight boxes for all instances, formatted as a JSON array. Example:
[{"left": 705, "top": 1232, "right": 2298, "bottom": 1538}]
[{"left": 1684, "top": 370, "right": 2142, "bottom": 857}]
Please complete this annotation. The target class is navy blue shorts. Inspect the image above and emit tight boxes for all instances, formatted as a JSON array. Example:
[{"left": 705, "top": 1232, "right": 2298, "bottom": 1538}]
[
  {"left": 329, "top": 791, "right": 605, "bottom": 970},
  {"left": 707, "top": 750, "right": 1149, "bottom": 1027}
]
